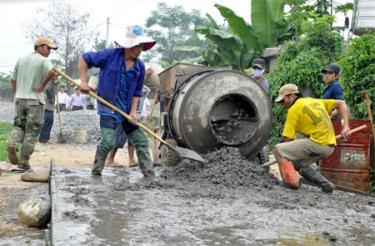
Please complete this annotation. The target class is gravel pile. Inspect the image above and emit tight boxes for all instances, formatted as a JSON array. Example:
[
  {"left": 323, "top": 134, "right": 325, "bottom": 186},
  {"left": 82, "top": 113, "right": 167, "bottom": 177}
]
[
  {"left": 160, "top": 147, "right": 277, "bottom": 188},
  {"left": 51, "top": 110, "right": 100, "bottom": 144}
]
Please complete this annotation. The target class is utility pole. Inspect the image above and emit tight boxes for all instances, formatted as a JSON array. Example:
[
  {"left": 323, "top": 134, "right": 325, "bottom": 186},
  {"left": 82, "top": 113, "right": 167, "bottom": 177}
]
[{"left": 105, "top": 17, "right": 110, "bottom": 48}]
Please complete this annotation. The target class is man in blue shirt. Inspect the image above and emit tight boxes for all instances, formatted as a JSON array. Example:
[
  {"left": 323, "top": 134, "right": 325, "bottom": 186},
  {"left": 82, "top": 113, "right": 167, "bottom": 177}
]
[
  {"left": 78, "top": 25, "right": 156, "bottom": 177},
  {"left": 321, "top": 64, "right": 345, "bottom": 119},
  {"left": 322, "top": 64, "right": 344, "bottom": 100}
]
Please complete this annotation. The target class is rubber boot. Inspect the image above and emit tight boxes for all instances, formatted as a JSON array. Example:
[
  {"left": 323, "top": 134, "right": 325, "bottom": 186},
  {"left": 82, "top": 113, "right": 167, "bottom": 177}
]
[
  {"left": 135, "top": 146, "right": 155, "bottom": 177},
  {"left": 91, "top": 147, "right": 109, "bottom": 176},
  {"left": 299, "top": 166, "right": 335, "bottom": 193},
  {"left": 92, "top": 127, "right": 116, "bottom": 175},
  {"left": 278, "top": 159, "right": 300, "bottom": 189},
  {"left": 127, "top": 129, "right": 155, "bottom": 177}
]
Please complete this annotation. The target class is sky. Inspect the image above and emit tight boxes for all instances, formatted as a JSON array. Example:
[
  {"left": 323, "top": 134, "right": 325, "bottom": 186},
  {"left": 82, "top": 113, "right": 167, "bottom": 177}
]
[{"left": 0, "top": 0, "right": 351, "bottom": 73}]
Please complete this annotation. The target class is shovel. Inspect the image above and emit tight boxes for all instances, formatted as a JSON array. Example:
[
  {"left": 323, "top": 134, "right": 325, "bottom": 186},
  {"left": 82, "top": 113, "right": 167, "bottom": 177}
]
[
  {"left": 55, "top": 91, "right": 66, "bottom": 143},
  {"left": 53, "top": 68, "right": 205, "bottom": 163},
  {"left": 262, "top": 124, "right": 368, "bottom": 168}
]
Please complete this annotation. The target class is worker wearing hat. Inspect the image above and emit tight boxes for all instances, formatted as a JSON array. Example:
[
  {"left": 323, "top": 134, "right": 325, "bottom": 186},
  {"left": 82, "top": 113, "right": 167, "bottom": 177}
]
[
  {"left": 321, "top": 63, "right": 345, "bottom": 119},
  {"left": 8, "top": 37, "right": 58, "bottom": 172},
  {"left": 321, "top": 64, "right": 343, "bottom": 100},
  {"left": 272, "top": 84, "right": 350, "bottom": 193},
  {"left": 78, "top": 25, "right": 156, "bottom": 177},
  {"left": 251, "top": 58, "right": 269, "bottom": 94}
]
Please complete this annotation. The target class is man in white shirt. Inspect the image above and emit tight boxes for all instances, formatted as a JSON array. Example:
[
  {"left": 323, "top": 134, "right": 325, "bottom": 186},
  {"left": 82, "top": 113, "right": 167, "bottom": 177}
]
[
  {"left": 57, "top": 86, "right": 70, "bottom": 111},
  {"left": 69, "top": 88, "right": 85, "bottom": 110},
  {"left": 140, "top": 97, "right": 151, "bottom": 122}
]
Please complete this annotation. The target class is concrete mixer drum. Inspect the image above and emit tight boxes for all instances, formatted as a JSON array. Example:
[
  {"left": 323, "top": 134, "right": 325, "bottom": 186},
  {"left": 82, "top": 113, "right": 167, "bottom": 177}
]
[{"left": 158, "top": 63, "right": 272, "bottom": 165}]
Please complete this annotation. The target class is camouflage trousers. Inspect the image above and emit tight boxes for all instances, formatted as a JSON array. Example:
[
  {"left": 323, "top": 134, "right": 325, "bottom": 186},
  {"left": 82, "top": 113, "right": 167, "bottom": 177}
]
[
  {"left": 8, "top": 99, "right": 44, "bottom": 165},
  {"left": 92, "top": 116, "right": 154, "bottom": 176}
]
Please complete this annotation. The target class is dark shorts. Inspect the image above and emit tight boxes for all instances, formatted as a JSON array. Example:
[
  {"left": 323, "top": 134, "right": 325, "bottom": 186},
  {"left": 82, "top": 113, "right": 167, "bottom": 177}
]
[
  {"left": 72, "top": 105, "right": 83, "bottom": 111},
  {"left": 114, "top": 124, "right": 127, "bottom": 148}
]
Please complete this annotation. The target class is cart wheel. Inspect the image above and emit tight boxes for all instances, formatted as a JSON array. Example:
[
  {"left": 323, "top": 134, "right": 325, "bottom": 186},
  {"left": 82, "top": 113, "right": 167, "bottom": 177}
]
[{"left": 160, "top": 139, "right": 181, "bottom": 166}]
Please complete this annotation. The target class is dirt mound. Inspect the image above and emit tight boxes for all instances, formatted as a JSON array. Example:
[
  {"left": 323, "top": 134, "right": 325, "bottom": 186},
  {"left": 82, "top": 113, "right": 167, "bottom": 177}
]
[{"left": 160, "top": 147, "right": 278, "bottom": 188}]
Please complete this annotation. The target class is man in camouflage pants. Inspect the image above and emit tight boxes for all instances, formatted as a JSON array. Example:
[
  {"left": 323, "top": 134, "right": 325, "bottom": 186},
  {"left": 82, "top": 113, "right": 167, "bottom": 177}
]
[
  {"left": 8, "top": 37, "right": 57, "bottom": 171},
  {"left": 78, "top": 25, "right": 156, "bottom": 177}
]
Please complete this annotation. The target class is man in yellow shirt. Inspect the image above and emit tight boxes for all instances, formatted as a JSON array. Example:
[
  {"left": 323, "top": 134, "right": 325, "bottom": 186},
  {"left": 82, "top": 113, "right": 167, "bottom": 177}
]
[{"left": 273, "top": 84, "right": 350, "bottom": 193}]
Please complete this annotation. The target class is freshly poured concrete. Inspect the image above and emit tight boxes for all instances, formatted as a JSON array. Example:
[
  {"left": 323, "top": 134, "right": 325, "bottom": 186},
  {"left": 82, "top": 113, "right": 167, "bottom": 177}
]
[{"left": 50, "top": 148, "right": 375, "bottom": 245}]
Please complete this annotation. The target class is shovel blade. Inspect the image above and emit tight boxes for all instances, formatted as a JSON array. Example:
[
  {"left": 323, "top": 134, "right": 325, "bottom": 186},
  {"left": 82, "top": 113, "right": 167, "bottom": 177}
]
[
  {"left": 174, "top": 146, "right": 205, "bottom": 163},
  {"left": 57, "top": 133, "right": 66, "bottom": 144}
]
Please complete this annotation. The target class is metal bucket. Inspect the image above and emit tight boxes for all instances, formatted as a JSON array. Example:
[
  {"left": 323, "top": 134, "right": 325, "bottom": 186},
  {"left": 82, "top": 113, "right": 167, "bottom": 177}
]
[
  {"left": 320, "top": 119, "right": 372, "bottom": 192},
  {"left": 168, "top": 69, "right": 272, "bottom": 158}
]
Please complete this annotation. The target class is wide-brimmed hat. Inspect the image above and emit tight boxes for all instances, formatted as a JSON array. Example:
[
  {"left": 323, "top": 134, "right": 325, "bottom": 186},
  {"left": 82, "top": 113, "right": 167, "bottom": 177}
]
[
  {"left": 115, "top": 25, "right": 156, "bottom": 51},
  {"left": 34, "top": 37, "right": 58, "bottom": 50},
  {"left": 275, "top": 84, "right": 300, "bottom": 102}
]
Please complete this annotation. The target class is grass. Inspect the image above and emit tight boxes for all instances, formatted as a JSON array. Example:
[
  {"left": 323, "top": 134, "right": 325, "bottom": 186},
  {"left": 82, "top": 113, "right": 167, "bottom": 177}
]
[{"left": 0, "top": 121, "right": 12, "bottom": 162}]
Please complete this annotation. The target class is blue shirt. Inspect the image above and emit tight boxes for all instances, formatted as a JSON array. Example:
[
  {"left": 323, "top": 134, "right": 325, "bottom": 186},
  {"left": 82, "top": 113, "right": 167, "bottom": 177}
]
[
  {"left": 82, "top": 48, "right": 145, "bottom": 120},
  {"left": 322, "top": 80, "right": 344, "bottom": 100}
]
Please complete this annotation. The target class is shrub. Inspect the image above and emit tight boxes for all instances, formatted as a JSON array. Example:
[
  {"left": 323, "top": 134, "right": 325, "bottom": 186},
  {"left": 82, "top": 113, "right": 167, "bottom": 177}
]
[
  {"left": 267, "top": 16, "right": 343, "bottom": 146},
  {"left": 339, "top": 33, "right": 375, "bottom": 119}
]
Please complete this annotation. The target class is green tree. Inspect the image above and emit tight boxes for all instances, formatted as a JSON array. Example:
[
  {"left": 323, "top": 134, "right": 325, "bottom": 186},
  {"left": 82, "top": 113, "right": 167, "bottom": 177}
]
[
  {"left": 144, "top": 2, "right": 212, "bottom": 66},
  {"left": 267, "top": 16, "right": 343, "bottom": 146},
  {"left": 22, "top": 0, "right": 98, "bottom": 78},
  {"left": 197, "top": 1, "right": 288, "bottom": 70},
  {"left": 339, "top": 33, "right": 375, "bottom": 120}
]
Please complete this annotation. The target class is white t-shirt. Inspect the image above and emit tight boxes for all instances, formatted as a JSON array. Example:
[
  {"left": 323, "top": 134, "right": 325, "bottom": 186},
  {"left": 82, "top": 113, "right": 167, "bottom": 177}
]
[
  {"left": 57, "top": 92, "right": 70, "bottom": 105},
  {"left": 141, "top": 98, "right": 151, "bottom": 117}
]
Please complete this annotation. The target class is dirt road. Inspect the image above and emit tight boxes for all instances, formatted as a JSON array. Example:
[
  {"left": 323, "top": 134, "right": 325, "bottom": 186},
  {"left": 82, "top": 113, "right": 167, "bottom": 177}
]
[{"left": 0, "top": 141, "right": 135, "bottom": 244}]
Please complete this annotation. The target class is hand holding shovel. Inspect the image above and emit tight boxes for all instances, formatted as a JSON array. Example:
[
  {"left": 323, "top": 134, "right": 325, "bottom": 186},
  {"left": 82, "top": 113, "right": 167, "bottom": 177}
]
[{"left": 53, "top": 68, "right": 205, "bottom": 163}]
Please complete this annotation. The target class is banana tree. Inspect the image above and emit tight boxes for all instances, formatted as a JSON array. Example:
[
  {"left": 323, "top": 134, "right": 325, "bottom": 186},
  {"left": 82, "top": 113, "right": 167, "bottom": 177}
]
[{"left": 197, "top": 1, "right": 287, "bottom": 70}]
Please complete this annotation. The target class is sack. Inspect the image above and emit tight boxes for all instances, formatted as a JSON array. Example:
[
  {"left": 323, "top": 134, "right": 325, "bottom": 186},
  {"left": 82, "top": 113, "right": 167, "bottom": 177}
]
[
  {"left": 17, "top": 198, "right": 51, "bottom": 227},
  {"left": 21, "top": 168, "right": 50, "bottom": 182}
]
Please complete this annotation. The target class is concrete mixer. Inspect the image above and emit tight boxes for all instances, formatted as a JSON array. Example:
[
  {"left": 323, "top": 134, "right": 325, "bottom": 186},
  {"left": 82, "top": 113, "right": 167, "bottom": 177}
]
[{"left": 154, "top": 63, "right": 272, "bottom": 165}]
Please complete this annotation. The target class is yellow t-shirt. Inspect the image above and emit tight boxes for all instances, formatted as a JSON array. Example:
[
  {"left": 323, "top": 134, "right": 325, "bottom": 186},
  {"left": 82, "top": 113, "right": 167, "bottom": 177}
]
[{"left": 282, "top": 97, "right": 337, "bottom": 145}]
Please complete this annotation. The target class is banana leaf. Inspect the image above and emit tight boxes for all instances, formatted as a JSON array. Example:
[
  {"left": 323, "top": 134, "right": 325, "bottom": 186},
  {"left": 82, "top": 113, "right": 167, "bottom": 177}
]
[
  {"left": 251, "top": 0, "right": 286, "bottom": 47},
  {"left": 215, "top": 4, "right": 263, "bottom": 52}
]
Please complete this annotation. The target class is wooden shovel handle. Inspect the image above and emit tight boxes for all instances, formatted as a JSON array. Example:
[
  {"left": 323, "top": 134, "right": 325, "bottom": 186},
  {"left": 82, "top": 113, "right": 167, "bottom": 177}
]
[
  {"left": 52, "top": 68, "right": 175, "bottom": 150},
  {"left": 264, "top": 124, "right": 368, "bottom": 167},
  {"left": 336, "top": 124, "right": 367, "bottom": 140}
]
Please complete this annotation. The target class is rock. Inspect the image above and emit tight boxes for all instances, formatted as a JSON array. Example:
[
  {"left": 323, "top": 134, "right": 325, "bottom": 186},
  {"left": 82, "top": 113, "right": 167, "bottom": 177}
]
[
  {"left": 21, "top": 168, "right": 50, "bottom": 182},
  {"left": 17, "top": 198, "right": 51, "bottom": 227},
  {"left": 0, "top": 161, "right": 16, "bottom": 171}
]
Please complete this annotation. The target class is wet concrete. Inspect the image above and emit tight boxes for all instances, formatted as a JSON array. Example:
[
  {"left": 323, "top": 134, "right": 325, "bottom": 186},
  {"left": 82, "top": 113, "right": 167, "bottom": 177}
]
[
  {"left": 50, "top": 148, "right": 375, "bottom": 245},
  {"left": 0, "top": 184, "right": 48, "bottom": 246}
]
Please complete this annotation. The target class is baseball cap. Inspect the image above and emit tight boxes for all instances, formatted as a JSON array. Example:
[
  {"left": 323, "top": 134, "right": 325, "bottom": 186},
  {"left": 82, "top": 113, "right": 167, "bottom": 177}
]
[
  {"left": 34, "top": 37, "right": 58, "bottom": 50},
  {"left": 275, "top": 84, "right": 300, "bottom": 103},
  {"left": 252, "top": 58, "right": 266, "bottom": 69},
  {"left": 321, "top": 64, "right": 340, "bottom": 74}
]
